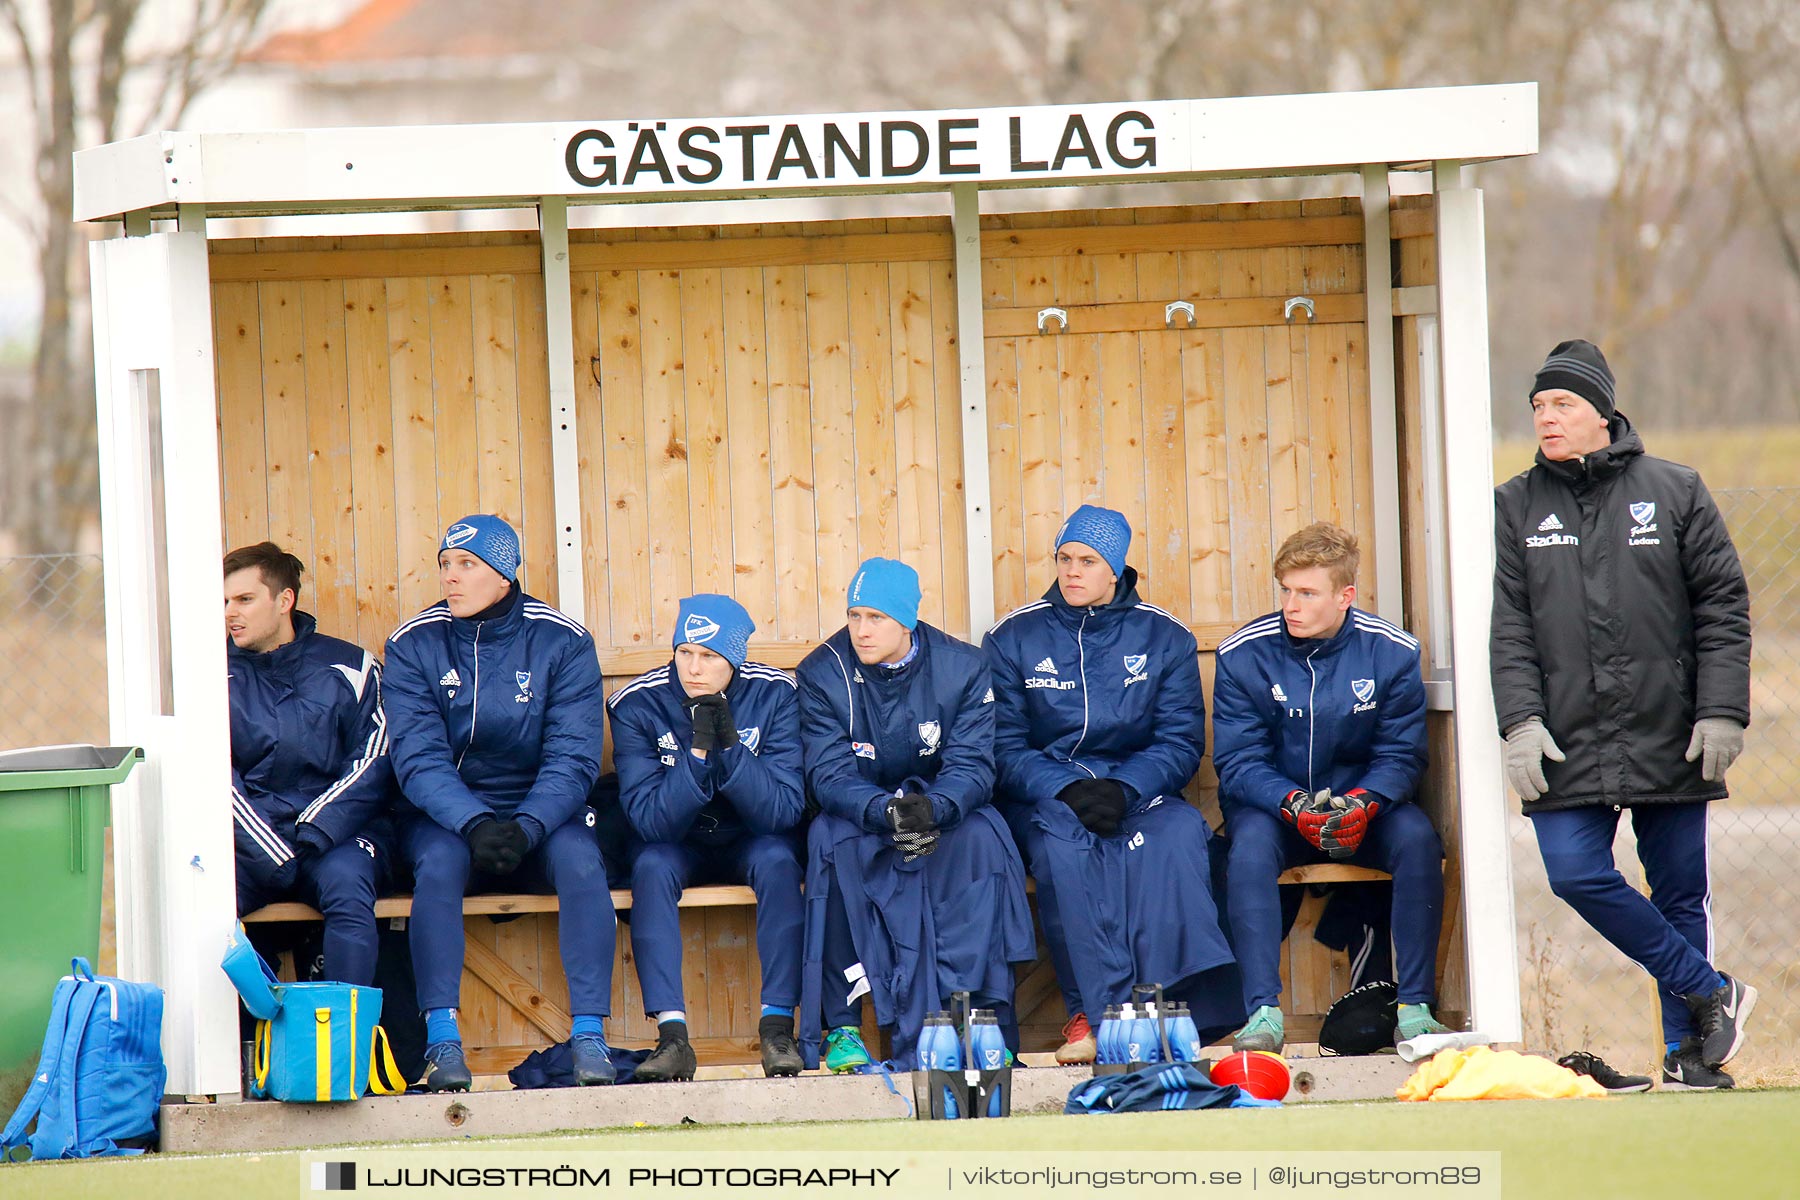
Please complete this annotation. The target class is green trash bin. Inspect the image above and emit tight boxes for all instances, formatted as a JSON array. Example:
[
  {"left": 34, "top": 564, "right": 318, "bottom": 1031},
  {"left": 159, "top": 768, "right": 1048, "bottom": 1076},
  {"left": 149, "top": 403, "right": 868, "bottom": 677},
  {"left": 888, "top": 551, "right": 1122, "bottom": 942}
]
[{"left": 0, "top": 745, "right": 142, "bottom": 1079}]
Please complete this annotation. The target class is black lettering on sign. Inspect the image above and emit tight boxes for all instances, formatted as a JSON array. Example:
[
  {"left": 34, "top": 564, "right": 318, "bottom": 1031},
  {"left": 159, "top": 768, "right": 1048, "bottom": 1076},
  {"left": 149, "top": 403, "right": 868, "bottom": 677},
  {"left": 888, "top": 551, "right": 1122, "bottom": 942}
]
[
  {"left": 565, "top": 129, "right": 615, "bottom": 187},
  {"left": 769, "top": 124, "right": 819, "bottom": 179},
  {"left": 1051, "top": 115, "right": 1101, "bottom": 171},
  {"left": 825, "top": 123, "right": 871, "bottom": 178},
  {"left": 881, "top": 120, "right": 929, "bottom": 176},
  {"left": 1008, "top": 116, "right": 1048, "bottom": 172},
  {"left": 724, "top": 125, "right": 771, "bottom": 181},
  {"left": 623, "top": 123, "right": 673, "bottom": 186},
  {"left": 1106, "top": 111, "right": 1156, "bottom": 168},
  {"left": 938, "top": 118, "right": 979, "bottom": 175},
  {"left": 677, "top": 127, "right": 722, "bottom": 184}
]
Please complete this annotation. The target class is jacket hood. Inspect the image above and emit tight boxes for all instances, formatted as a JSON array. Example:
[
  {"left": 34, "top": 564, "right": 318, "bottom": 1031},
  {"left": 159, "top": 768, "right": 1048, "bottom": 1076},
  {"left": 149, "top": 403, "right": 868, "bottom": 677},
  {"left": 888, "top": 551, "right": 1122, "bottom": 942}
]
[{"left": 1536, "top": 412, "right": 1643, "bottom": 486}]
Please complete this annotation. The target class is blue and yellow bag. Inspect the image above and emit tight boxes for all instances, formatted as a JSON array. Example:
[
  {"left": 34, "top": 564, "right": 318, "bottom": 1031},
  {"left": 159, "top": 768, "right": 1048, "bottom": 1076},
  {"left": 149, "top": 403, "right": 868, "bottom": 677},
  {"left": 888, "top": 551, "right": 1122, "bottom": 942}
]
[{"left": 221, "top": 925, "right": 405, "bottom": 1102}]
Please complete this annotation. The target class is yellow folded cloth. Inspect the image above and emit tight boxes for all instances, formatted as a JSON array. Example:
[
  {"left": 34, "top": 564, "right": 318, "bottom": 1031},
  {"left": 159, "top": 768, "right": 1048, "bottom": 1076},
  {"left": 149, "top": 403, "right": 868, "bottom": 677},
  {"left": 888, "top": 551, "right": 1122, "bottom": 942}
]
[{"left": 1397, "top": 1046, "right": 1609, "bottom": 1101}]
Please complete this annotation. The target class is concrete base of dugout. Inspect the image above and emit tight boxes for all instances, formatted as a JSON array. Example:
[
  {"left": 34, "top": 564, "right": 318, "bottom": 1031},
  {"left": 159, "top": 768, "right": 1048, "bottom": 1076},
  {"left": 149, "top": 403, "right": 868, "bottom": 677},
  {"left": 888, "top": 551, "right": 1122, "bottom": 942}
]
[{"left": 158, "top": 1050, "right": 1431, "bottom": 1154}]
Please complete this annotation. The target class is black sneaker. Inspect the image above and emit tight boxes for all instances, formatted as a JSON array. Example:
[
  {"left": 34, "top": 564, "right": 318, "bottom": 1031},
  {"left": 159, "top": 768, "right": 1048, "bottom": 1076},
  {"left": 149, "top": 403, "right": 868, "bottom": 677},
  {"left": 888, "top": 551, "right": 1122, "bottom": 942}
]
[
  {"left": 1557, "top": 1050, "right": 1653, "bottom": 1094},
  {"left": 634, "top": 1020, "right": 698, "bottom": 1083},
  {"left": 759, "top": 1014, "right": 803, "bottom": 1078},
  {"left": 1661, "top": 1037, "right": 1734, "bottom": 1090},
  {"left": 421, "top": 1040, "right": 472, "bottom": 1092},
  {"left": 1684, "top": 973, "right": 1757, "bottom": 1068}
]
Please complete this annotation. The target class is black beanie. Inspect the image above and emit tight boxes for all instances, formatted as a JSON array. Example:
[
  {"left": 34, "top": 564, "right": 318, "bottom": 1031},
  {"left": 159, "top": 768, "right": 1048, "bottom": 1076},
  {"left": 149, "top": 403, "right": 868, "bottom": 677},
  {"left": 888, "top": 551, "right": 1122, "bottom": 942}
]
[{"left": 1530, "top": 339, "right": 1616, "bottom": 420}]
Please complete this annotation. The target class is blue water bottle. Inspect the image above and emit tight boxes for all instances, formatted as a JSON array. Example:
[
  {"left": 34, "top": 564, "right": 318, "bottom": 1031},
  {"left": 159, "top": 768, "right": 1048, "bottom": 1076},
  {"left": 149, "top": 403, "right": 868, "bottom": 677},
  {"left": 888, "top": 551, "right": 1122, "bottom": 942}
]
[
  {"left": 1096, "top": 1005, "right": 1122, "bottom": 1064},
  {"left": 920, "top": 1011, "right": 959, "bottom": 1118},
  {"left": 1117, "top": 1003, "right": 1139, "bottom": 1065},
  {"left": 969, "top": 1010, "right": 1007, "bottom": 1117},
  {"left": 1132, "top": 1002, "right": 1163, "bottom": 1065},
  {"left": 1168, "top": 1002, "right": 1202, "bottom": 1062}
]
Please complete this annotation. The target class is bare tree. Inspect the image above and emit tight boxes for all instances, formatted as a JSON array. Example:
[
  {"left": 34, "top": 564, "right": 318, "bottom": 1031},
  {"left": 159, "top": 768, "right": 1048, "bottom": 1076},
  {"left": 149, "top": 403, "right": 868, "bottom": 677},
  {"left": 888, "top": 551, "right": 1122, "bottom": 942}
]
[{"left": 0, "top": 0, "right": 269, "bottom": 554}]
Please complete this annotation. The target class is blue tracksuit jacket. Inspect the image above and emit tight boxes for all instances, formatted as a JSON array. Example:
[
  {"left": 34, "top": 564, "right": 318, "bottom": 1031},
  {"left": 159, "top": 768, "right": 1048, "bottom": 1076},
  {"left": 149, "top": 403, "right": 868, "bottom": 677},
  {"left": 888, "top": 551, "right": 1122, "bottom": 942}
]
[
  {"left": 383, "top": 588, "right": 604, "bottom": 843},
  {"left": 607, "top": 661, "right": 805, "bottom": 844},
  {"left": 795, "top": 622, "right": 1033, "bottom": 1066},
  {"left": 228, "top": 611, "right": 393, "bottom": 891},
  {"left": 982, "top": 569, "right": 1207, "bottom": 808},
  {"left": 1211, "top": 607, "right": 1428, "bottom": 818}
]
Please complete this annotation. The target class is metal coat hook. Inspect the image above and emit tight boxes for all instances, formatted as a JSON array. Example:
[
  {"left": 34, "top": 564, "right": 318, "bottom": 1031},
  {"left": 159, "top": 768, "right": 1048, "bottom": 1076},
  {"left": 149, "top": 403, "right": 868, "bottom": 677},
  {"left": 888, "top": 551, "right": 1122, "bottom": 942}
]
[
  {"left": 1165, "top": 300, "right": 1196, "bottom": 329},
  {"left": 1284, "top": 296, "right": 1315, "bottom": 323},
  {"left": 1036, "top": 307, "right": 1067, "bottom": 334}
]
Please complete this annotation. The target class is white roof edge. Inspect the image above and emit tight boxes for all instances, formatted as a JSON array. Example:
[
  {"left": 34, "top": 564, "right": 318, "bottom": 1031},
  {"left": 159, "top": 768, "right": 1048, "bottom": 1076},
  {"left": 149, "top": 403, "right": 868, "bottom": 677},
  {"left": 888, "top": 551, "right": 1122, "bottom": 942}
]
[{"left": 73, "top": 83, "right": 1537, "bottom": 224}]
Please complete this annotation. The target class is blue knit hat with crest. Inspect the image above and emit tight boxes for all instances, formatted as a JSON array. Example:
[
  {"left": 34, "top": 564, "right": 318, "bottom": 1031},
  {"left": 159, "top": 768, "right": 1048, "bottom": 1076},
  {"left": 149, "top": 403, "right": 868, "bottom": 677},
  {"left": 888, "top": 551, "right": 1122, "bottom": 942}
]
[
  {"left": 846, "top": 558, "right": 921, "bottom": 630},
  {"left": 673, "top": 594, "right": 755, "bottom": 670},
  {"left": 440, "top": 514, "right": 521, "bottom": 582},
  {"left": 1055, "top": 504, "right": 1132, "bottom": 577}
]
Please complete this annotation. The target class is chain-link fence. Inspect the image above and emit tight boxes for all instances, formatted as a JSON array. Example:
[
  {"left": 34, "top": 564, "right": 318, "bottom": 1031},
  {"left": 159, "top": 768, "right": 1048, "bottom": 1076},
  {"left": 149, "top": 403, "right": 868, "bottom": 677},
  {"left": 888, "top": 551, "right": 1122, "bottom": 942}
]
[
  {"left": 1512, "top": 487, "right": 1800, "bottom": 1084},
  {"left": 0, "top": 554, "right": 108, "bottom": 749}
]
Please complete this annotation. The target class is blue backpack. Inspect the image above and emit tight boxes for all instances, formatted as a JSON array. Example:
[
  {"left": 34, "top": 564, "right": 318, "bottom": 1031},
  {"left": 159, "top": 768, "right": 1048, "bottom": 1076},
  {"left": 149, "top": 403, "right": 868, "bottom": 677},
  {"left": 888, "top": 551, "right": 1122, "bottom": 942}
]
[{"left": 1, "top": 958, "right": 165, "bottom": 1160}]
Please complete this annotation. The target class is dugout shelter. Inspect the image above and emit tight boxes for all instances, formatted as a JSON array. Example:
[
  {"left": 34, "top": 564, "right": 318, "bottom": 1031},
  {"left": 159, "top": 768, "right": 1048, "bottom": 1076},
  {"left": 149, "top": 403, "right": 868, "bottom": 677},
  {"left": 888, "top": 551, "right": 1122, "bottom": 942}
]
[{"left": 74, "top": 83, "right": 1536, "bottom": 1098}]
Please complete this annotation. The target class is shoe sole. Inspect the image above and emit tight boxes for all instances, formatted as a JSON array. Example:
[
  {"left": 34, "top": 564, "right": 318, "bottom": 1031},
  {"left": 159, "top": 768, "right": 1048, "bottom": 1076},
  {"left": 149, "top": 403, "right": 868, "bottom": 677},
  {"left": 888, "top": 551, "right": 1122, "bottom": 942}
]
[
  {"left": 424, "top": 1080, "right": 471, "bottom": 1093},
  {"left": 1602, "top": 1081, "right": 1654, "bottom": 1094},
  {"left": 574, "top": 1074, "right": 617, "bottom": 1086},
  {"left": 1055, "top": 1045, "right": 1098, "bottom": 1065},
  {"left": 1232, "top": 1039, "right": 1283, "bottom": 1054},
  {"left": 1705, "top": 982, "right": 1757, "bottom": 1068},
  {"left": 763, "top": 1064, "right": 803, "bottom": 1078},
  {"left": 1659, "top": 1078, "right": 1732, "bottom": 1091}
]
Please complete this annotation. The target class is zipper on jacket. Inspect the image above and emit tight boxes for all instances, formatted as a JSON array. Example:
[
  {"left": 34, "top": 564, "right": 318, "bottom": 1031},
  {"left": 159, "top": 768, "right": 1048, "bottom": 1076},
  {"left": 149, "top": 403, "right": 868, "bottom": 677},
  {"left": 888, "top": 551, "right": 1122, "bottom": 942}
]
[
  {"left": 1067, "top": 610, "right": 1098, "bottom": 776},
  {"left": 1304, "top": 644, "right": 1323, "bottom": 792},
  {"left": 457, "top": 622, "right": 482, "bottom": 769}
]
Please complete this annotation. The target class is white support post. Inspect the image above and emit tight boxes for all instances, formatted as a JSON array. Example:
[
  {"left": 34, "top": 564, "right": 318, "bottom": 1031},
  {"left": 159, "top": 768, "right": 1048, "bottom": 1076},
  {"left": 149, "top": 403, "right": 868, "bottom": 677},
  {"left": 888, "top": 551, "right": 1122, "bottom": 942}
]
[
  {"left": 1415, "top": 313, "right": 1455, "bottom": 709},
  {"left": 1433, "top": 162, "right": 1523, "bottom": 1042},
  {"left": 91, "top": 230, "right": 240, "bottom": 1097},
  {"left": 537, "top": 196, "right": 587, "bottom": 625},
  {"left": 1360, "top": 165, "right": 1404, "bottom": 623},
  {"left": 950, "top": 182, "right": 995, "bottom": 635}
]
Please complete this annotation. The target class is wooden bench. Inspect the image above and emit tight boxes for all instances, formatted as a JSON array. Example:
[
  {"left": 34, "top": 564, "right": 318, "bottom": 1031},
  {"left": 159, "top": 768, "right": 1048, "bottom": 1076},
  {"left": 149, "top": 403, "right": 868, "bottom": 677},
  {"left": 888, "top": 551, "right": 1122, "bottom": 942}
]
[
  {"left": 239, "top": 864, "right": 1389, "bottom": 925},
  {"left": 242, "top": 864, "right": 1393, "bottom": 1071}
]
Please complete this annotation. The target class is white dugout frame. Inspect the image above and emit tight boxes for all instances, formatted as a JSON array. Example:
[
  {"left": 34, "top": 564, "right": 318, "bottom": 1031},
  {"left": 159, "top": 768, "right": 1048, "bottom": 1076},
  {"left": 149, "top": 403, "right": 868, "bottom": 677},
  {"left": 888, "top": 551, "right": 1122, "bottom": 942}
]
[{"left": 76, "top": 84, "right": 1535, "bottom": 1096}]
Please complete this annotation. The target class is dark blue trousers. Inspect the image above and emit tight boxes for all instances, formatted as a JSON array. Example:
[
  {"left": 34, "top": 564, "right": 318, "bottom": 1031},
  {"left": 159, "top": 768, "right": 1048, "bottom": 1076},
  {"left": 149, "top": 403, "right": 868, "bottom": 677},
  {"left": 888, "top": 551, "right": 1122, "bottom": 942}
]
[
  {"left": 237, "top": 837, "right": 386, "bottom": 986},
  {"left": 1530, "top": 803, "right": 1718, "bottom": 1042},
  {"left": 1224, "top": 803, "right": 1443, "bottom": 1009},
  {"left": 402, "top": 815, "right": 617, "bottom": 1015},
  {"left": 629, "top": 832, "right": 804, "bottom": 1015},
  {"left": 1005, "top": 795, "right": 1236, "bottom": 1021}
]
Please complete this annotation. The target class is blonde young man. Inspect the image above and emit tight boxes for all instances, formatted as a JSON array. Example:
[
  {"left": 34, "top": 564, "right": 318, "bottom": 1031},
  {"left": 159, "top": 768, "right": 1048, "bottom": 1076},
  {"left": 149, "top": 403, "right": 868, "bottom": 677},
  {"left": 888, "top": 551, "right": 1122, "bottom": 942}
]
[{"left": 1212, "top": 522, "right": 1445, "bottom": 1053}]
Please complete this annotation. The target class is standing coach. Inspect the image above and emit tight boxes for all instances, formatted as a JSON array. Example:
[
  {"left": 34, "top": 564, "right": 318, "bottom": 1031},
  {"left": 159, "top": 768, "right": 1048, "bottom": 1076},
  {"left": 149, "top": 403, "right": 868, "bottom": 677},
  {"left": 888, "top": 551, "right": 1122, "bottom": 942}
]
[{"left": 1492, "top": 339, "right": 1755, "bottom": 1089}]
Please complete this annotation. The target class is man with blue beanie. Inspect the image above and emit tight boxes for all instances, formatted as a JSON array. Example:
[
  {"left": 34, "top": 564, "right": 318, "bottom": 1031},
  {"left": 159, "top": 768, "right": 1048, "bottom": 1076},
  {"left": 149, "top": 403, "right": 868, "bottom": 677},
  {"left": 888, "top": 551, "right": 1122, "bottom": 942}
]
[
  {"left": 984, "top": 505, "right": 1240, "bottom": 1064},
  {"left": 383, "top": 515, "right": 616, "bottom": 1091},
  {"left": 607, "top": 594, "right": 807, "bottom": 1080},
  {"left": 1212, "top": 522, "right": 1446, "bottom": 1053},
  {"left": 797, "top": 558, "right": 1034, "bottom": 1071}
]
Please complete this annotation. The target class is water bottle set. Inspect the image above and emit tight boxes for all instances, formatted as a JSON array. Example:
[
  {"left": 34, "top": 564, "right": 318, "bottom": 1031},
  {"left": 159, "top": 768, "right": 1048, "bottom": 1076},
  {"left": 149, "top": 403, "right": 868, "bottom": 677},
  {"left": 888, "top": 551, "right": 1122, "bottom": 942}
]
[
  {"left": 1092, "top": 982, "right": 1204, "bottom": 1075},
  {"left": 911, "top": 991, "right": 1012, "bottom": 1120}
]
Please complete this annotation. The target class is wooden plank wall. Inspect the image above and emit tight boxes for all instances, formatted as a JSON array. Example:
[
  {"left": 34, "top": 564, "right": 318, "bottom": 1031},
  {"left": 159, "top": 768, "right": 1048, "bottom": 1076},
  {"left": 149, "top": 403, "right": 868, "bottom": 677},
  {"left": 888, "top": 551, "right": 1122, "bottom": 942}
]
[
  {"left": 208, "top": 195, "right": 1456, "bottom": 1066},
  {"left": 979, "top": 198, "right": 1409, "bottom": 1046}
]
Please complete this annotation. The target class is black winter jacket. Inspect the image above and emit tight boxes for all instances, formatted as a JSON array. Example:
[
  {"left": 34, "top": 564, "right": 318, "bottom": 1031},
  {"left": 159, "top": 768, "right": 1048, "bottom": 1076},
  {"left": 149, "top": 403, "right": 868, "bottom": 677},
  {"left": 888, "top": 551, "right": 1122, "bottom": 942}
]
[{"left": 1490, "top": 415, "right": 1751, "bottom": 811}]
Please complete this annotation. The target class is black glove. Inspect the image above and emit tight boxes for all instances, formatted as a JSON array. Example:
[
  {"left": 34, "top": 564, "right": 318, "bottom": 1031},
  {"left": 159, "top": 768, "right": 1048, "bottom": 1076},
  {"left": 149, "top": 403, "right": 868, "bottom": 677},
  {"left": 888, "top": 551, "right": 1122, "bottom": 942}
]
[
  {"left": 684, "top": 693, "right": 739, "bottom": 755},
  {"left": 1057, "top": 779, "right": 1128, "bottom": 836},
  {"left": 467, "top": 816, "right": 528, "bottom": 876},
  {"left": 887, "top": 791, "right": 937, "bottom": 836}
]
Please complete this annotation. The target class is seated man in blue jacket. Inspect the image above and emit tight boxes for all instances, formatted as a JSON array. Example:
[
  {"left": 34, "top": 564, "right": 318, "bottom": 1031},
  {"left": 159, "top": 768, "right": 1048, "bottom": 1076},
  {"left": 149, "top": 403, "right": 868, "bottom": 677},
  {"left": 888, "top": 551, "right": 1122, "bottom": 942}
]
[
  {"left": 225, "top": 541, "right": 393, "bottom": 985},
  {"left": 984, "top": 505, "right": 1239, "bottom": 1064},
  {"left": 797, "top": 558, "right": 1034, "bottom": 1072},
  {"left": 383, "top": 515, "right": 614, "bottom": 1092},
  {"left": 1212, "top": 522, "right": 1446, "bottom": 1052},
  {"left": 608, "top": 594, "right": 806, "bottom": 1081}
]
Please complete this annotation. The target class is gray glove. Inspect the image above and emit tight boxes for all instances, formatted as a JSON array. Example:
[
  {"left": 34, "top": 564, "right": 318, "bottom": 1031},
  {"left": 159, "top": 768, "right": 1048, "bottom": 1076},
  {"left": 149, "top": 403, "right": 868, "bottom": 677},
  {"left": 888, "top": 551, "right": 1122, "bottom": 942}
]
[
  {"left": 1503, "top": 718, "right": 1565, "bottom": 803},
  {"left": 1685, "top": 717, "right": 1745, "bottom": 783}
]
